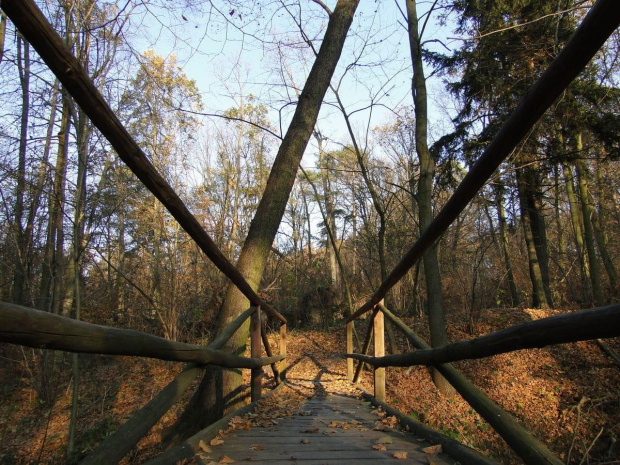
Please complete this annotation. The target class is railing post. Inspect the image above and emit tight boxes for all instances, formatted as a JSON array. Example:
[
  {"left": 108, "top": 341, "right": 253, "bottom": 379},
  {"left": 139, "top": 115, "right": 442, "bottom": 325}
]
[
  {"left": 373, "top": 304, "right": 385, "bottom": 402},
  {"left": 279, "top": 323, "right": 287, "bottom": 381},
  {"left": 250, "top": 306, "right": 262, "bottom": 402},
  {"left": 346, "top": 321, "right": 353, "bottom": 381}
]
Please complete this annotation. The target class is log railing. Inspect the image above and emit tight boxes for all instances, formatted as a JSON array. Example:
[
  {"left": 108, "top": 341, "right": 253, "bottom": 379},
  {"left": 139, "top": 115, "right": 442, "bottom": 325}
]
[
  {"left": 0, "top": 301, "right": 287, "bottom": 465},
  {"left": 342, "top": 4, "right": 620, "bottom": 464},
  {"left": 345, "top": 303, "right": 620, "bottom": 465}
]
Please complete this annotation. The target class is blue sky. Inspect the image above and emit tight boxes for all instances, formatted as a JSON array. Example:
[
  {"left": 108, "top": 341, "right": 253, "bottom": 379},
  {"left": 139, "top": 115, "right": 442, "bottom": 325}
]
[{"left": 129, "top": 0, "right": 458, "bottom": 166}]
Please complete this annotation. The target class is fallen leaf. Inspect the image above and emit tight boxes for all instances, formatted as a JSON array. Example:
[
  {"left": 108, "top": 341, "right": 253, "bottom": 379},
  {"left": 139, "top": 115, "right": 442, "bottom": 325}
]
[
  {"left": 300, "top": 439, "right": 310, "bottom": 444},
  {"left": 301, "top": 427, "right": 319, "bottom": 433},
  {"left": 376, "top": 436, "right": 393, "bottom": 444},
  {"left": 392, "top": 451, "right": 408, "bottom": 459},
  {"left": 423, "top": 444, "right": 443, "bottom": 454},
  {"left": 199, "top": 440, "right": 211, "bottom": 453},
  {"left": 210, "top": 438, "right": 224, "bottom": 446},
  {"left": 250, "top": 444, "right": 265, "bottom": 451},
  {"left": 372, "top": 444, "right": 387, "bottom": 451},
  {"left": 219, "top": 455, "right": 235, "bottom": 464}
]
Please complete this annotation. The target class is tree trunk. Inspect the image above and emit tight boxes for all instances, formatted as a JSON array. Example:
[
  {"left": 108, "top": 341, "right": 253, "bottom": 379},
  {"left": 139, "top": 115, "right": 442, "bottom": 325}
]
[
  {"left": 164, "top": 0, "right": 360, "bottom": 444},
  {"left": 12, "top": 33, "right": 31, "bottom": 306},
  {"left": 406, "top": 0, "right": 452, "bottom": 395},
  {"left": 563, "top": 163, "right": 590, "bottom": 303},
  {"left": 516, "top": 168, "right": 550, "bottom": 308},
  {"left": 316, "top": 134, "right": 339, "bottom": 288},
  {"left": 494, "top": 182, "right": 520, "bottom": 306},
  {"left": 39, "top": 97, "right": 71, "bottom": 315},
  {"left": 525, "top": 167, "right": 554, "bottom": 307},
  {"left": 592, "top": 157, "right": 618, "bottom": 296},
  {"left": 0, "top": 11, "right": 6, "bottom": 64},
  {"left": 575, "top": 148, "right": 603, "bottom": 306}
]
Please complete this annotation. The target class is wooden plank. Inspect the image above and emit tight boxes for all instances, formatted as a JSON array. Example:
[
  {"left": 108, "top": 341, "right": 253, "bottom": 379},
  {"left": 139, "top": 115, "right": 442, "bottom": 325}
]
[
  {"left": 197, "top": 459, "right": 430, "bottom": 465},
  {"left": 362, "top": 392, "right": 498, "bottom": 465},
  {"left": 195, "top": 395, "right": 458, "bottom": 465}
]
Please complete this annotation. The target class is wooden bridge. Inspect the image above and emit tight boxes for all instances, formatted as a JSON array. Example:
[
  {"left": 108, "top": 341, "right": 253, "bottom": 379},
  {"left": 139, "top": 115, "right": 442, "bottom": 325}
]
[{"left": 1, "top": 1, "right": 619, "bottom": 464}]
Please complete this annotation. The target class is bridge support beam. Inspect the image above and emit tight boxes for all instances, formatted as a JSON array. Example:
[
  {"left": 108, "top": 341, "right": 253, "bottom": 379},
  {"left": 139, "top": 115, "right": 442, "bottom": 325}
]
[
  {"left": 373, "top": 306, "right": 385, "bottom": 402},
  {"left": 346, "top": 321, "right": 354, "bottom": 381},
  {"left": 250, "top": 306, "right": 263, "bottom": 402}
]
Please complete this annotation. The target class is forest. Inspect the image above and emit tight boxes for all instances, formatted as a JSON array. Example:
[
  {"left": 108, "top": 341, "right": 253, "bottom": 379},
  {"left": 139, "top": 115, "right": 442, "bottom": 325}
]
[{"left": 0, "top": 0, "right": 619, "bottom": 463}]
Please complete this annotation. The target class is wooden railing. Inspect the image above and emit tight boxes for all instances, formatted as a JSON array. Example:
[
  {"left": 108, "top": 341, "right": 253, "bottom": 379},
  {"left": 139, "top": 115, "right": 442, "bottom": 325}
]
[
  {"left": 345, "top": 302, "right": 620, "bottom": 465},
  {"left": 0, "top": 301, "right": 287, "bottom": 464},
  {"left": 342, "top": 5, "right": 620, "bottom": 464}
]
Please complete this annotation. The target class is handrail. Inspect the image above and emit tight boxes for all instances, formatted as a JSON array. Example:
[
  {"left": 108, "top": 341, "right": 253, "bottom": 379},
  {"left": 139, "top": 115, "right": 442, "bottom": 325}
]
[
  {"left": 348, "top": 303, "right": 620, "bottom": 367},
  {"left": 0, "top": 0, "right": 286, "bottom": 325},
  {"left": 347, "top": 0, "right": 620, "bottom": 322},
  {"left": 0, "top": 301, "right": 282, "bottom": 368},
  {"left": 78, "top": 305, "right": 287, "bottom": 464},
  {"left": 346, "top": 304, "right": 564, "bottom": 465}
]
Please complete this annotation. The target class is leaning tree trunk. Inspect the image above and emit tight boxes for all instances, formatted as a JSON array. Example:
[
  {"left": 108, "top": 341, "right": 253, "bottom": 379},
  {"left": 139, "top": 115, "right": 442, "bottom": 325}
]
[
  {"left": 406, "top": 0, "right": 452, "bottom": 396},
  {"left": 164, "top": 0, "right": 360, "bottom": 444}
]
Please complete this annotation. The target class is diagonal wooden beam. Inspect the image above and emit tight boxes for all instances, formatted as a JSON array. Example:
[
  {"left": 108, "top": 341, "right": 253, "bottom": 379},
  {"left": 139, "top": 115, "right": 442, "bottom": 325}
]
[
  {"left": 379, "top": 305, "right": 563, "bottom": 465},
  {"left": 347, "top": 0, "right": 620, "bottom": 322},
  {"left": 80, "top": 306, "right": 260, "bottom": 465},
  {"left": 0, "top": 0, "right": 285, "bottom": 323}
]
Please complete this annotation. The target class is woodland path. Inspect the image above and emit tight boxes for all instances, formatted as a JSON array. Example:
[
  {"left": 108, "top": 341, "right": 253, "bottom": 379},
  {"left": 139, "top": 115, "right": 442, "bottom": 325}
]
[{"left": 189, "top": 332, "right": 457, "bottom": 464}]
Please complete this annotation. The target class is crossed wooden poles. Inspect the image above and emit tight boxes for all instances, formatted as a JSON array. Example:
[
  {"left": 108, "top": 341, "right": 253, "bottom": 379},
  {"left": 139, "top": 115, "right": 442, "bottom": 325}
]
[{"left": 0, "top": 0, "right": 619, "bottom": 464}]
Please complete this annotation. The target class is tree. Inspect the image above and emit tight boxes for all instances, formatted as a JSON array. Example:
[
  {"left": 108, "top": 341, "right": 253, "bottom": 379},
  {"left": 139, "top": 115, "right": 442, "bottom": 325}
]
[
  {"left": 165, "top": 0, "right": 361, "bottom": 443},
  {"left": 405, "top": 0, "right": 453, "bottom": 394},
  {"left": 121, "top": 50, "right": 202, "bottom": 340}
]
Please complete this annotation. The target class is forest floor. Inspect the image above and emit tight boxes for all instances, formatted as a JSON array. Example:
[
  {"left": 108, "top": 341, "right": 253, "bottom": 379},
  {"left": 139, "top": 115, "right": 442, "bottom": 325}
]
[{"left": 0, "top": 307, "right": 619, "bottom": 464}]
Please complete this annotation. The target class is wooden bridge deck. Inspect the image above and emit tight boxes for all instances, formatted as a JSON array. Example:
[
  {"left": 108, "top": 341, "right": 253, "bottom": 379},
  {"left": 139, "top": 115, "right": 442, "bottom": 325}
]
[{"left": 195, "top": 392, "right": 456, "bottom": 464}]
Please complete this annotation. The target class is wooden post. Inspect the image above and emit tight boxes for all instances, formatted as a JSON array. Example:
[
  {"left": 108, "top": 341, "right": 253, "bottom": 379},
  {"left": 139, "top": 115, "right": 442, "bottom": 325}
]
[
  {"left": 346, "top": 321, "right": 353, "bottom": 381},
  {"left": 373, "top": 306, "right": 385, "bottom": 402},
  {"left": 250, "top": 306, "right": 262, "bottom": 402},
  {"left": 260, "top": 322, "right": 280, "bottom": 384},
  {"left": 353, "top": 309, "right": 376, "bottom": 384},
  {"left": 279, "top": 323, "right": 287, "bottom": 380}
]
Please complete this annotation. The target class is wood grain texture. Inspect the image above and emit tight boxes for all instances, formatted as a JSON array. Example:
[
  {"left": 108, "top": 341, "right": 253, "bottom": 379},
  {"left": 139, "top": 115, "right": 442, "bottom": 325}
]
[
  {"left": 348, "top": 303, "right": 620, "bottom": 367},
  {"left": 192, "top": 394, "right": 458, "bottom": 465},
  {"left": 0, "top": 301, "right": 283, "bottom": 368}
]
